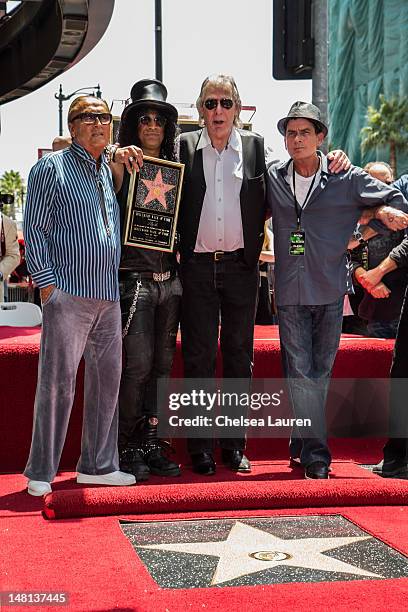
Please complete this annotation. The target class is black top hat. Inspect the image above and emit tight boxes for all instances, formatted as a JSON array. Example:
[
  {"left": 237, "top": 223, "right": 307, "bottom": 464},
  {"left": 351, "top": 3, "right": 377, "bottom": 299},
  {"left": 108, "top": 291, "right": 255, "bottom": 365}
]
[
  {"left": 120, "top": 78, "right": 178, "bottom": 125},
  {"left": 277, "top": 101, "right": 328, "bottom": 137}
]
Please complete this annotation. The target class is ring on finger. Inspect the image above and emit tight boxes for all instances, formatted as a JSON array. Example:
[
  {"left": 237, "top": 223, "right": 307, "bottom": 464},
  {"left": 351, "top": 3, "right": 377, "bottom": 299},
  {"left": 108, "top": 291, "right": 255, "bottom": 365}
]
[{"left": 128, "top": 156, "right": 134, "bottom": 163}]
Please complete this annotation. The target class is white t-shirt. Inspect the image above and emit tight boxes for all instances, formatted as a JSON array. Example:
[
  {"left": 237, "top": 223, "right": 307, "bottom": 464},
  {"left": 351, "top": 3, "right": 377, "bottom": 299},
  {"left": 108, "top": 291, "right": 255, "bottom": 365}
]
[{"left": 287, "top": 159, "right": 322, "bottom": 208}]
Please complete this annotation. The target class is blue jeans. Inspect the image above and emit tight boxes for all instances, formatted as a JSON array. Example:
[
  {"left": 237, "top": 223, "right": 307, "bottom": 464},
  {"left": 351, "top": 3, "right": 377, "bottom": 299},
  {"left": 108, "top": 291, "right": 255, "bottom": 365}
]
[{"left": 277, "top": 298, "right": 344, "bottom": 467}]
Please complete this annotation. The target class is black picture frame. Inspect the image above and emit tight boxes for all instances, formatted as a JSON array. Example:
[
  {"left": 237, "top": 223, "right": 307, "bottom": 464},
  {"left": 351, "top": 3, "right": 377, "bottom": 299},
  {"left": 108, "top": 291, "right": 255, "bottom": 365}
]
[{"left": 123, "top": 156, "right": 184, "bottom": 252}]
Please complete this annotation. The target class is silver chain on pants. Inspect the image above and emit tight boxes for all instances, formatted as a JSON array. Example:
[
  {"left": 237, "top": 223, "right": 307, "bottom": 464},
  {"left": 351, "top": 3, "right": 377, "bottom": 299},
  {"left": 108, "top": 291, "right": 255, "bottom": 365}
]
[{"left": 122, "top": 279, "right": 142, "bottom": 339}]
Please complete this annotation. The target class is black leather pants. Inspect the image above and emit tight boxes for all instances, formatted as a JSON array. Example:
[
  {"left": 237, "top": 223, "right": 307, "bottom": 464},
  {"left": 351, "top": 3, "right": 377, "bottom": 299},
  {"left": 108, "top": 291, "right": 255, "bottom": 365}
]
[{"left": 118, "top": 276, "right": 182, "bottom": 449}]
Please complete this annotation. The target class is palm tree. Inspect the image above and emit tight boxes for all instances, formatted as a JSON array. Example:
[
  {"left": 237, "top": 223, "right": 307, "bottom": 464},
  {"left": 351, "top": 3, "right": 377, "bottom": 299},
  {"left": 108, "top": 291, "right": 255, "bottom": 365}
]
[
  {"left": 360, "top": 95, "right": 408, "bottom": 178},
  {"left": 0, "top": 170, "right": 25, "bottom": 217}
]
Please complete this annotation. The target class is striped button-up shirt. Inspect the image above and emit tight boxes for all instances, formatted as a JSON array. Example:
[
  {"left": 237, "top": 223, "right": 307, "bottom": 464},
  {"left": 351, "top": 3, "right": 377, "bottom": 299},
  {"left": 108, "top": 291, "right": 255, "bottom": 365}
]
[{"left": 24, "top": 141, "right": 121, "bottom": 301}]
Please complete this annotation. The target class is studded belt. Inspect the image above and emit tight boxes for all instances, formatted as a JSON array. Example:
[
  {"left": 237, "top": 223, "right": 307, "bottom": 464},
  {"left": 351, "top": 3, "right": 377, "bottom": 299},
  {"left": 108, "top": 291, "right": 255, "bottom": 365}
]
[{"left": 119, "top": 270, "right": 175, "bottom": 282}]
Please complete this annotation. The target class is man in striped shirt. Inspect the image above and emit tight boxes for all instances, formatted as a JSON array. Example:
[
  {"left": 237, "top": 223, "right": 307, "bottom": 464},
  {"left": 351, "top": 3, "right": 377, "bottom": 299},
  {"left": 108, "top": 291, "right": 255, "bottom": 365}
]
[{"left": 23, "top": 95, "right": 143, "bottom": 496}]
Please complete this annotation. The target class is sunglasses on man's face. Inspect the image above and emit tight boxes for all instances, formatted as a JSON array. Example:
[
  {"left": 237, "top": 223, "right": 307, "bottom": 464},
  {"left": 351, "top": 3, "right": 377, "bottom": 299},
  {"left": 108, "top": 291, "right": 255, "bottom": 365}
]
[
  {"left": 138, "top": 115, "right": 167, "bottom": 127},
  {"left": 203, "top": 98, "right": 234, "bottom": 110},
  {"left": 70, "top": 112, "right": 112, "bottom": 125}
]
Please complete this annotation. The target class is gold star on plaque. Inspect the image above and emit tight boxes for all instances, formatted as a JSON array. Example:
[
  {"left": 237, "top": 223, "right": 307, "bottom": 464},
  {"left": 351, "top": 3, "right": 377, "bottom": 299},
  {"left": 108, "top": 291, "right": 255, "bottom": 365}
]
[{"left": 141, "top": 168, "right": 175, "bottom": 209}]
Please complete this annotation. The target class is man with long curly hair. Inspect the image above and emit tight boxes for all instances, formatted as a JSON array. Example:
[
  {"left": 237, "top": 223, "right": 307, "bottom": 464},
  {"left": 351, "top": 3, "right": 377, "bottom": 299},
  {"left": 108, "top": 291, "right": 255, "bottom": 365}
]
[{"left": 110, "top": 79, "right": 181, "bottom": 481}]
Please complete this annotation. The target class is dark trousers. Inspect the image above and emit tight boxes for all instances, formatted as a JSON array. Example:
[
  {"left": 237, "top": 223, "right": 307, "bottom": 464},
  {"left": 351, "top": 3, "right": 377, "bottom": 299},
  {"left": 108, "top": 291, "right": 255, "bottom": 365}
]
[
  {"left": 118, "top": 276, "right": 182, "bottom": 449},
  {"left": 180, "top": 254, "right": 259, "bottom": 454},
  {"left": 384, "top": 289, "right": 408, "bottom": 462}
]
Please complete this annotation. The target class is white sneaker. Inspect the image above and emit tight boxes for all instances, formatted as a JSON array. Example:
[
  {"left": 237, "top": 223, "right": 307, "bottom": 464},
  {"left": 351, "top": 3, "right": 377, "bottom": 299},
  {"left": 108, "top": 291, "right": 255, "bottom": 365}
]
[
  {"left": 27, "top": 480, "right": 52, "bottom": 496},
  {"left": 76, "top": 471, "right": 136, "bottom": 486}
]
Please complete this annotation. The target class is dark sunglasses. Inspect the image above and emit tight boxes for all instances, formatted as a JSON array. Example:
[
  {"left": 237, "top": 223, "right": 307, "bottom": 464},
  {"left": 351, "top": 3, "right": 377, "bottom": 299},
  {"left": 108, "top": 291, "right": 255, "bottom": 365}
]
[
  {"left": 204, "top": 98, "right": 234, "bottom": 110},
  {"left": 70, "top": 112, "right": 112, "bottom": 125},
  {"left": 138, "top": 114, "right": 167, "bottom": 127}
]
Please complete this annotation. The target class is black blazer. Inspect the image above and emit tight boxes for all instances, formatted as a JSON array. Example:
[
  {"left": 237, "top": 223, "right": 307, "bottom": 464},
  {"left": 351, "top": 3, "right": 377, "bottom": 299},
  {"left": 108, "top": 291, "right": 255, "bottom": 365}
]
[{"left": 178, "top": 129, "right": 267, "bottom": 268}]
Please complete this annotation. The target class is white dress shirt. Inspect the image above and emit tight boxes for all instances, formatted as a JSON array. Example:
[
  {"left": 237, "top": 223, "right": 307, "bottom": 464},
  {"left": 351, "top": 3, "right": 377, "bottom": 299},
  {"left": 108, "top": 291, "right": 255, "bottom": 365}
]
[{"left": 194, "top": 127, "right": 244, "bottom": 252}]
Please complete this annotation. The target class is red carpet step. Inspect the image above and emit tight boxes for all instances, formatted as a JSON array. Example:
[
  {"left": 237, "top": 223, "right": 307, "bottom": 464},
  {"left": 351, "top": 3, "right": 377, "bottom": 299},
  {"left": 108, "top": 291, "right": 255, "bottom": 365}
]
[
  {"left": 0, "top": 325, "right": 394, "bottom": 472},
  {"left": 43, "top": 461, "right": 408, "bottom": 519}
]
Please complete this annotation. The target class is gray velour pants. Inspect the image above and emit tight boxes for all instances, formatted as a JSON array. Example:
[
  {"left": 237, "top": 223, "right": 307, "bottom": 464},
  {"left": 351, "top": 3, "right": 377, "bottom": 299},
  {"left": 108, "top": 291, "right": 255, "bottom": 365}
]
[{"left": 24, "top": 288, "right": 122, "bottom": 482}]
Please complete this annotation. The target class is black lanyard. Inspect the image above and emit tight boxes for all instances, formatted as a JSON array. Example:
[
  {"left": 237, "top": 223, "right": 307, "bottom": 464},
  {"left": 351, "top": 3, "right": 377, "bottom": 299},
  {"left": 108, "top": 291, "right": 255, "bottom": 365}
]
[{"left": 292, "top": 160, "right": 320, "bottom": 230}]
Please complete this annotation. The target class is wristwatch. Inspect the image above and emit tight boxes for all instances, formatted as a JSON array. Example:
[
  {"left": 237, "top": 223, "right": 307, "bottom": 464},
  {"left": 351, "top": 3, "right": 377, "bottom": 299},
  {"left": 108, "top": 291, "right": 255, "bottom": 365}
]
[
  {"left": 353, "top": 230, "right": 366, "bottom": 245},
  {"left": 104, "top": 144, "right": 119, "bottom": 164}
]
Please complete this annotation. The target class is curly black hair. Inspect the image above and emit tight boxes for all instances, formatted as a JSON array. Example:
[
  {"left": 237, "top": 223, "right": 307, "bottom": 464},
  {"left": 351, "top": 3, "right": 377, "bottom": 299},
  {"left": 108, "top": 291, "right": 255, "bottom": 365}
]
[{"left": 118, "top": 106, "right": 179, "bottom": 162}]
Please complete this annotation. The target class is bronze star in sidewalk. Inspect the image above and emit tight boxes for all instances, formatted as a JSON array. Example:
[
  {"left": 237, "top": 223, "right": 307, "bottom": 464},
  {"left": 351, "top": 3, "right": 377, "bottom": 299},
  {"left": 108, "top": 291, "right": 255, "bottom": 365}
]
[{"left": 141, "top": 168, "right": 175, "bottom": 210}]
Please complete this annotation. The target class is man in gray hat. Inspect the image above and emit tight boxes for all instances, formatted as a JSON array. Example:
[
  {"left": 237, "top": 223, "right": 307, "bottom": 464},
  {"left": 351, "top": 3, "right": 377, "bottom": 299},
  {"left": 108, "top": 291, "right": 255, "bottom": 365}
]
[{"left": 267, "top": 101, "right": 408, "bottom": 479}]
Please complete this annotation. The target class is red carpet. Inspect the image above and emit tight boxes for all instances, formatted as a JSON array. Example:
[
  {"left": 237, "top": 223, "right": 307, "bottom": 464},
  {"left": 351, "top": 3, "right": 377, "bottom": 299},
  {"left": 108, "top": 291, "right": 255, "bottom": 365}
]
[
  {"left": 42, "top": 461, "right": 408, "bottom": 520},
  {"left": 2, "top": 471, "right": 408, "bottom": 611},
  {"left": 0, "top": 325, "right": 394, "bottom": 472},
  {"left": 2, "top": 329, "right": 407, "bottom": 610}
]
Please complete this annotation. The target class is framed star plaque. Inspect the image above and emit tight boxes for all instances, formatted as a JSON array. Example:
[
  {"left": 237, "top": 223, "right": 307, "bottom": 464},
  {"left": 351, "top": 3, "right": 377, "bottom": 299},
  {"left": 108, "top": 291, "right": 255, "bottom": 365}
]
[{"left": 123, "top": 156, "right": 185, "bottom": 252}]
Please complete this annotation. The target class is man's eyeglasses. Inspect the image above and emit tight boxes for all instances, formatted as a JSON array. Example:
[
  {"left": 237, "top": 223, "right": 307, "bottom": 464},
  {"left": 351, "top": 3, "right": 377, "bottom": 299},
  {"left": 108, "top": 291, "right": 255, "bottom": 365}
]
[
  {"left": 70, "top": 112, "right": 112, "bottom": 125},
  {"left": 204, "top": 98, "right": 234, "bottom": 110},
  {"left": 138, "top": 115, "right": 167, "bottom": 127}
]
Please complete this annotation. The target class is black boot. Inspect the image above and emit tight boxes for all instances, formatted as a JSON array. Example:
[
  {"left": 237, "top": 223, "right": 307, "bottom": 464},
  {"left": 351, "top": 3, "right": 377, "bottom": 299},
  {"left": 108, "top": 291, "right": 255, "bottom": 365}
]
[
  {"left": 119, "top": 444, "right": 150, "bottom": 481},
  {"left": 140, "top": 416, "right": 181, "bottom": 477}
]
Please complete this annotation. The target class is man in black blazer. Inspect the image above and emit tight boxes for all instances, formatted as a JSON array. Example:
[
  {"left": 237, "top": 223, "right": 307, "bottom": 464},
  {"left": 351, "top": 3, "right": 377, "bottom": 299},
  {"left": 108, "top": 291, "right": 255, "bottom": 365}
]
[{"left": 178, "top": 75, "right": 267, "bottom": 475}]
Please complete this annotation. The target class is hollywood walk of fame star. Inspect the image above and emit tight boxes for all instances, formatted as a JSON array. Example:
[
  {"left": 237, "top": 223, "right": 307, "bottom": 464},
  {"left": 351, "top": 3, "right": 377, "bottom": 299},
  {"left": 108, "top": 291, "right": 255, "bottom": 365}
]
[
  {"left": 141, "top": 168, "right": 175, "bottom": 209},
  {"left": 138, "top": 521, "right": 383, "bottom": 585}
]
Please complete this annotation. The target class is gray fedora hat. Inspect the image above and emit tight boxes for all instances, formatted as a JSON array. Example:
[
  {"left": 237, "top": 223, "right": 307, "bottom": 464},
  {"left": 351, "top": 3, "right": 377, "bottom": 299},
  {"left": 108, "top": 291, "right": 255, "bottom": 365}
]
[
  {"left": 277, "top": 101, "right": 328, "bottom": 137},
  {"left": 121, "top": 78, "right": 178, "bottom": 124}
]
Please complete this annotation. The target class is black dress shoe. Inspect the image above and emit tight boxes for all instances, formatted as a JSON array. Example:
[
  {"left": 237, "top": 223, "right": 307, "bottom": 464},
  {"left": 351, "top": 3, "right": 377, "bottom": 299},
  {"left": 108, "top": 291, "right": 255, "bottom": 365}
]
[
  {"left": 191, "top": 452, "right": 216, "bottom": 475},
  {"left": 289, "top": 457, "right": 302, "bottom": 468},
  {"left": 305, "top": 461, "right": 329, "bottom": 480},
  {"left": 372, "top": 458, "right": 408, "bottom": 478},
  {"left": 291, "top": 457, "right": 332, "bottom": 471},
  {"left": 221, "top": 449, "right": 251, "bottom": 472}
]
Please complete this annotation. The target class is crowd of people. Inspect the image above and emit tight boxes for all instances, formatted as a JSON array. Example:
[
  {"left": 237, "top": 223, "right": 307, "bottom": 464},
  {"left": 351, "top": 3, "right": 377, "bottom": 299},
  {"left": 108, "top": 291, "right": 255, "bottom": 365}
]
[{"left": 16, "top": 74, "right": 408, "bottom": 496}]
